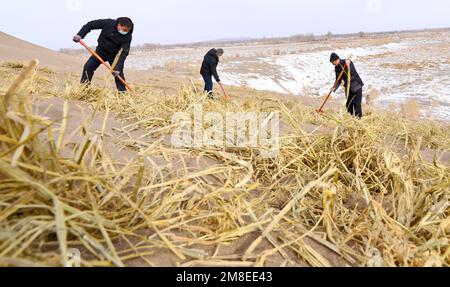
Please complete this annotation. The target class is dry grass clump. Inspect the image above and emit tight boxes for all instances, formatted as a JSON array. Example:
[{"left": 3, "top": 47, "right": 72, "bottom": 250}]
[
  {"left": 0, "top": 61, "right": 55, "bottom": 75},
  {"left": 0, "top": 61, "right": 27, "bottom": 69},
  {"left": 381, "top": 61, "right": 440, "bottom": 71},
  {"left": 0, "top": 60, "right": 449, "bottom": 267},
  {"left": 0, "top": 61, "right": 53, "bottom": 96}
]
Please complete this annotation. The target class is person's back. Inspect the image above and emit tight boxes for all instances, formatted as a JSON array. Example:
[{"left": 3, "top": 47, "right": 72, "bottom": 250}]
[
  {"left": 200, "top": 48, "right": 224, "bottom": 98},
  {"left": 200, "top": 49, "right": 221, "bottom": 81},
  {"left": 330, "top": 53, "right": 365, "bottom": 118},
  {"left": 334, "top": 59, "right": 364, "bottom": 91}
]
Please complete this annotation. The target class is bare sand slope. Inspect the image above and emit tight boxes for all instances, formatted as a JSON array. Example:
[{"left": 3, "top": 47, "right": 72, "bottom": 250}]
[{"left": 0, "top": 32, "right": 82, "bottom": 72}]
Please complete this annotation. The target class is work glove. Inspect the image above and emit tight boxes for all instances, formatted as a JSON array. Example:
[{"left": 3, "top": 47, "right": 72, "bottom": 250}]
[
  {"left": 112, "top": 71, "right": 121, "bottom": 78},
  {"left": 73, "top": 35, "right": 82, "bottom": 43}
]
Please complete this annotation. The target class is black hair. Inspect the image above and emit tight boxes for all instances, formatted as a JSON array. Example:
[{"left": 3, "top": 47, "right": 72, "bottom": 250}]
[
  {"left": 330, "top": 52, "right": 340, "bottom": 63},
  {"left": 117, "top": 17, "right": 134, "bottom": 29}
]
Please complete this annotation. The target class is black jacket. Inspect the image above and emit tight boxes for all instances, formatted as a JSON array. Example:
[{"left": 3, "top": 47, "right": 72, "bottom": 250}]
[
  {"left": 78, "top": 18, "right": 133, "bottom": 71},
  {"left": 200, "top": 49, "right": 221, "bottom": 82},
  {"left": 334, "top": 59, "right": 364, "bottom": 93}
]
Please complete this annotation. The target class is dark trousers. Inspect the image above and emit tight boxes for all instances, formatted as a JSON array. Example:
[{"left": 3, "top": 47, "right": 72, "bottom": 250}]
[
  {"left": 346, "top": 88, "right": 363, "bottom": 118},
  {"left": 81, "top": 53, "right": 126, "bottom": 92},
  {"left": 201, "top": 74, "right": 214, "bottom": 94}
]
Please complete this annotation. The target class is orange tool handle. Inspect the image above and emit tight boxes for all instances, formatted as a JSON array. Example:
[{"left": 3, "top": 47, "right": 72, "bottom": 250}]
[
  {"left": 219, "top": 83, "right": 231, "bottom": 100},
  {"left": 79, "top": 40, "right": 133, "bottom": 92},
  {"left": 317, "top": 63, "right": 348, "bottom": 113}
]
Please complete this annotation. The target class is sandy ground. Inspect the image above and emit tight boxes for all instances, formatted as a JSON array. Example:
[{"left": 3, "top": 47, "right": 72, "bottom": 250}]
[
  {"left": 1, "top": 30, "right": 449, "bottom": 170},
  {"left": 1, "top": 31, "right": 449, "bottom": 267},
  {"left": 0, "top": 32, "right": 82, "bottom": 73},
  {"left": 1, "top": 31, "right": 448, "bottom": 165}
]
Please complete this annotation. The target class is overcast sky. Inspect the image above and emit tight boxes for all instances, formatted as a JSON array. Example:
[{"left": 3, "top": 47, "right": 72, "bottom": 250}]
[{"left": 1, "top": 0, "right": 449, "bottom": 50}]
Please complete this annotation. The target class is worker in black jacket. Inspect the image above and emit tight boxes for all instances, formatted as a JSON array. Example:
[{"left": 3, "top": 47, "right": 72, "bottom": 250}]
[
  {"left": 200, "top": 48, "right": 224, "bottom": 98},
  {"left": 330, "top": 53, "right": 365, "bottom": 118},
  {"left": 73, "top": 17, "right": 134, "bottom": 92}
]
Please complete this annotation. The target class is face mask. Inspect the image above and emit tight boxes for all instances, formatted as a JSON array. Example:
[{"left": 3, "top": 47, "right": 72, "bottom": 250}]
[{"left": 118, "top": 29, "right": 129, "bottom": 35}]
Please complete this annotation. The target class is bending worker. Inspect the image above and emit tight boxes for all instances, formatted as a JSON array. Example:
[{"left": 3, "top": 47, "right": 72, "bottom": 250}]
[
  {"left": 200, "top": 48, "right": 224, "bottom": 99},
  {"left": 330, "top": 52, "right": 365, "bottom": 118},
  {"left": 73, "top": 17, "right": 134, "bottom": 92}
]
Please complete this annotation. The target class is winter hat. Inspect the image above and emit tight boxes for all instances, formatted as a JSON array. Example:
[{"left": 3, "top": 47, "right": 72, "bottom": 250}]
[{"left": 330, "top": 52, "right": 340, "bottom": 62}]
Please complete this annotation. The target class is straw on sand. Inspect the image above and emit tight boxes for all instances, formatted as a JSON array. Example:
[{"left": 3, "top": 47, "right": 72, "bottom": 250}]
[{"left": 0, "top": 60, "right": 449, "bottom": 267}]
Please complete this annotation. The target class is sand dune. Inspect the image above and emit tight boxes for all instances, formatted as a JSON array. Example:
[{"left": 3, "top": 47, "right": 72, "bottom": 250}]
[{"left": 0, "top": 31, "right": 82, "bottom": 72}]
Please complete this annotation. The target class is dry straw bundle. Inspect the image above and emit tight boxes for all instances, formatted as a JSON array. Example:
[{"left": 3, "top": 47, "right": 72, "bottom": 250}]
[{"left": 0, "top": 60, "right": 449, "bottom": 267}]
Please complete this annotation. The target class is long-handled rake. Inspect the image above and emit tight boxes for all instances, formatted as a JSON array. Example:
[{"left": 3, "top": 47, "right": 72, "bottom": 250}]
[
  {"left": 218, "top": 82, "right": 231, "bottom": 101},
  {"left": 317, "top": 63, "right": 348, "bottom": 113},
  {"left": 78, "top": 40, "right": 134, "bottom": 92}
]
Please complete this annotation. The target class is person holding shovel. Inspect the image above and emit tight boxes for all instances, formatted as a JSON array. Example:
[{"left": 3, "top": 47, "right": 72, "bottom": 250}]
[
  {"left": 73, "top": 17, "right": 134, "bottom": 92},
  {"left": 200, "top": 48, "right": 224, "bottom": 99},
  {"left": 330, "top": 53, "right": 365, "bottom": 118}
]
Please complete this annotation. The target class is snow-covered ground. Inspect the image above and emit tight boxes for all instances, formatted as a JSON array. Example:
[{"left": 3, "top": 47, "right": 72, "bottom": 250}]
[
  {"left": 219, "top": 39, "right": 450, "bottom": 120},
  {"left": 222, "top": 42, "right": 406, "bottom": 96},
  {"left": 127, "top": 33, "right": 450, "bottom": 121}
]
